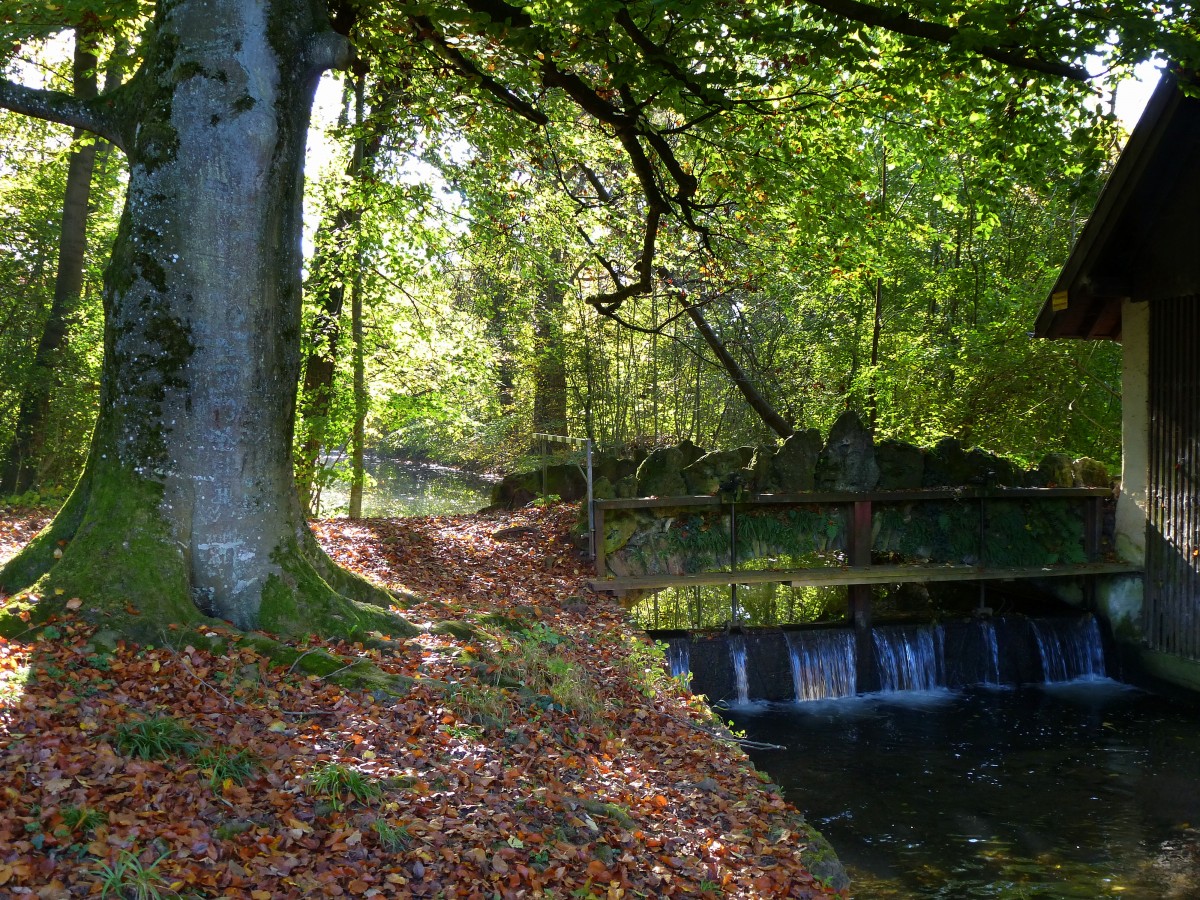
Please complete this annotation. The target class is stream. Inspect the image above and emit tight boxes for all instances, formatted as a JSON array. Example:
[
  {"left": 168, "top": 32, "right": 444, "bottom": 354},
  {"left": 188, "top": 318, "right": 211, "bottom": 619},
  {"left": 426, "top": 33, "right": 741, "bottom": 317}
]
[
  {"left": 726, "top": 681, "right": 1200, "bottom": 898},
  {"left": 316, "top": 456, "right": 494, "bottom": 518}
]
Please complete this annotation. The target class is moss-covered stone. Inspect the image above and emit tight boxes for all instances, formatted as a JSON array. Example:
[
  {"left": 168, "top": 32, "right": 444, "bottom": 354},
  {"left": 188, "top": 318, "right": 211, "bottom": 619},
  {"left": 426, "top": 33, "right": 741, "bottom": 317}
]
[
  {"left": 1072, "top": 457, "right": 1110, "bottom": 487},
  {"left": 635, "top": 440, "right": 705, "bottom": 498},
  {"left": 875, "top": 438, "right": 924, "bottom": 490},
  {"left": 682, "top": 448, "right": 750, "bottom": 495},
  {"left": 767, "top": 429, "right": 821, "bottom": 492},
  {"left": 1034, "top": 452, "right": 1074, "bottom": 488},
  {"left": 815, "top": 410, "right": 878, "bottom": 491}
]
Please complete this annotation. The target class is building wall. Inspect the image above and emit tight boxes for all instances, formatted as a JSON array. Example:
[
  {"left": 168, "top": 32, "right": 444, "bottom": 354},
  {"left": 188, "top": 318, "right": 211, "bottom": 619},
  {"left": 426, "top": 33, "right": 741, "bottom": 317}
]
[{"left": 1116, "top": 298, "right": 1149, "bottom": 564}]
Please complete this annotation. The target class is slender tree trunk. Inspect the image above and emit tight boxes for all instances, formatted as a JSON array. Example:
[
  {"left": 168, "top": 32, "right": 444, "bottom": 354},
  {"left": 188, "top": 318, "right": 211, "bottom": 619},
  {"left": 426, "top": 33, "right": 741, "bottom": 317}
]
[
  {"left": 0, "top": 0, "right": 406, "bottom": 639},
  {"left": 531, "top": 257, "right": 568, "bottom": 436},
  {"left": 666, "top": 278, "right": 794, "bottom": 439},
  {"left": 348, "top": 75, "right": 367, "bottom": 520},
  {"left": 868, "top": 143, "right": 887, "bottom": 431},
  {"left": 0, "top": 31, "right": 100, "bottom": 494}
]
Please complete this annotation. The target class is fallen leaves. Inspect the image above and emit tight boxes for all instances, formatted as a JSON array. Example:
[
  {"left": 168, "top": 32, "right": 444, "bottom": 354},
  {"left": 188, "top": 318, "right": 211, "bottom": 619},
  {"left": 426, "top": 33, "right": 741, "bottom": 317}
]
[{"left": 0, "top": 504, "right": 844, "bottom": 897}]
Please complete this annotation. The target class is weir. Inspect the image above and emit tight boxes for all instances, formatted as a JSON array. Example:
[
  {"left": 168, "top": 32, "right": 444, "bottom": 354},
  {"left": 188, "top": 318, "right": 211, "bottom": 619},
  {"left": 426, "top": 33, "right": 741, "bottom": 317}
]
[{"left": 661, "top": 614, "right": 1109, "bottom": 704}]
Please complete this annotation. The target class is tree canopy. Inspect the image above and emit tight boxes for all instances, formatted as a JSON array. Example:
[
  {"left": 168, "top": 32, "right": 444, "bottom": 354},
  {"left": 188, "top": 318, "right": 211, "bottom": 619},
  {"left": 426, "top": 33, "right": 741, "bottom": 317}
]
[{"left": 0, "top": 0, "right": 1194, "bottom": 644}]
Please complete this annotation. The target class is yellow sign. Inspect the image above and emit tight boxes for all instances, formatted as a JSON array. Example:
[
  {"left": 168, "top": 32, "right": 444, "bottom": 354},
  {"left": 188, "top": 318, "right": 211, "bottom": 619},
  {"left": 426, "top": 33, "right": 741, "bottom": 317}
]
[{"left": 1052, "top": 290, "right": 1069, "bottom": 311}]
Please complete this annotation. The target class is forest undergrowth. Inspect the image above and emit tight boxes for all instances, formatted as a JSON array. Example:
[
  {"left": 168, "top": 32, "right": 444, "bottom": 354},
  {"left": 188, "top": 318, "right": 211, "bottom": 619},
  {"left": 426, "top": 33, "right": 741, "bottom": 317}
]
[{"left": 0, "top": 503, "right": 844, "bottom": 898}]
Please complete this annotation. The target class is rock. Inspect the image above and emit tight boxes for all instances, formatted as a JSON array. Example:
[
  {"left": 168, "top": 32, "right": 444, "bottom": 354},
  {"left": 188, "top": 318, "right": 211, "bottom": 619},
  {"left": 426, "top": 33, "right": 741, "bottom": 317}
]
[
  {"left": 768, "top": 429, "right": 822, "bottom": 492},
  {"left": 815, "top": 411, "right": 879, "bottom": 491},
  {"left": 490, "top": 463, "right": 586, "bottom": 508},
  {"left": 1034, "top": 452, "right": 1074, "bottom": 488},
  {"left": 614, "top": 474, "right": 638, "bottom": 498},
  {"left": 1072, "top": 457, "right": 1110, "bottom": 487},
  {"left": 744, "top": 443, "right": 776, "bottom": 492},
  {"left": 922, "top": 437, "right": 973, "bottom": 487},
  {"left": 875, "top": 438, "right": 924, "bottom": 490},
  {"left": 635, "top": 440, "right": 705, "bottom": 497},
  {"left": 963, "top": 447, "right": 1027, "bottom": 487},
  {"left": 682, "top": 448, "right": 750, "bottom": 495}
]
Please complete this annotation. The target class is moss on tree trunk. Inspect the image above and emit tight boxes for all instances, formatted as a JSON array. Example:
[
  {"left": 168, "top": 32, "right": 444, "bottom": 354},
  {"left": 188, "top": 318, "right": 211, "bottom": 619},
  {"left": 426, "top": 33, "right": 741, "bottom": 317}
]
[{"left": 0, "top": 0, "right": 415, "bottom": 651}]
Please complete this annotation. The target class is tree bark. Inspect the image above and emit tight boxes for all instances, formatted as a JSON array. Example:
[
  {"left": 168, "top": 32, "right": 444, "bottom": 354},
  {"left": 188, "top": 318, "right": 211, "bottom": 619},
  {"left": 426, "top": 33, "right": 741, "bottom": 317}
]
[
  {"left": 662, "top": 274, "right": 794, "bottom": 440},
  {"left": 0, "top": 0, "right": 407, "bottom": 640},
  {"left": 0, "top": 31, "right": 101, "bottom": 494},
  {"left": 532, "top": 256, "right": 568, "bottom": 436},
  {"left": 348, "top": 74, "right": 367, "bottom": 520}
]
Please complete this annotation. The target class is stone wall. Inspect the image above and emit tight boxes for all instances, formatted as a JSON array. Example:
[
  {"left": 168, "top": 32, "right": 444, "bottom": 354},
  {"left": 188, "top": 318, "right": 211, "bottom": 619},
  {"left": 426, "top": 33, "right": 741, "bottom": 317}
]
[{"left": 594, "top": 412, "right": 1112, "bottom": 577}]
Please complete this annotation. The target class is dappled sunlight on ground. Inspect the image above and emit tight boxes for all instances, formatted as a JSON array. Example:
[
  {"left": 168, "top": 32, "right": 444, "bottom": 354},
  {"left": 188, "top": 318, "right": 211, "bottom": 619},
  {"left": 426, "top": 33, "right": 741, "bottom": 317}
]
[{"left": 0, "top": 503, "right": 845, "bottom": 897}]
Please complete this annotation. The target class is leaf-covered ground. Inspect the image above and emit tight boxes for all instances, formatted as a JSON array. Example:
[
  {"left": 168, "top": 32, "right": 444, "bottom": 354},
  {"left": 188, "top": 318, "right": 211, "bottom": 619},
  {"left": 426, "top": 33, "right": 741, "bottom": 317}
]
[{"left": 0, "top": 504, "right": 846, "bottom": 898}]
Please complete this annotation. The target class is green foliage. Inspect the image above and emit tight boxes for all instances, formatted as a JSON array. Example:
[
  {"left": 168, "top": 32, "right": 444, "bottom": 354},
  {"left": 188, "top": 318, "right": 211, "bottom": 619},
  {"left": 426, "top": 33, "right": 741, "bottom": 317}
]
[
  {"left": 60, "top": 804, "right": 105, "bottom": 836},
  {"left": 112, "top": 716, "right": 202, "bottom": 761},
  {"left": 446, "top": 681, "right": 512, "bottom": 729},
  {"left": 619, "top": 637, "right": 674, "bottom": 699},
  {"left": 372, "top": 818, "right": 412, "bottom": 852},
  {"left": 304, "top": 762, "right": 383, "bottom": 811},
  {"left": 195, "top": 746, "right": 261, "bottom": 792},
  {"left": 94, "top": 849, "right": 173, "bottom": 900}
]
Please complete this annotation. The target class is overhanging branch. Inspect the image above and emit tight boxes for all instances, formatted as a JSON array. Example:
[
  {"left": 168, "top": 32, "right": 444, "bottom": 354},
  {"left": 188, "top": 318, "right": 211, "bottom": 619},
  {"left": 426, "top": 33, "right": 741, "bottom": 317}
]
[
  {"left": 0, "top": 78, "right": 125, "bottom": 150},
  {"left": 803, "top": 0, "right": 1088, "bottom": 80}
]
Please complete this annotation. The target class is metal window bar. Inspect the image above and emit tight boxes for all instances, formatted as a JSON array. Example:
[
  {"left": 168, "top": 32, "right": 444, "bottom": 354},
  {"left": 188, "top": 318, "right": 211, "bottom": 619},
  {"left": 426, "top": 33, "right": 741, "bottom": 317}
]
[{"left": 533, "top": 432, "right": 595, "bottom": 561}]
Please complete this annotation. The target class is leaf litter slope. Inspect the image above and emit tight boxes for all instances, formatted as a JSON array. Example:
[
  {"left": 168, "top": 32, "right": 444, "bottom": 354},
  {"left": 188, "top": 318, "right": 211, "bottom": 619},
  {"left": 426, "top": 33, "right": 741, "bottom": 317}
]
[{"left": 0, "top": 503, "right": 844, "bottom": 897}]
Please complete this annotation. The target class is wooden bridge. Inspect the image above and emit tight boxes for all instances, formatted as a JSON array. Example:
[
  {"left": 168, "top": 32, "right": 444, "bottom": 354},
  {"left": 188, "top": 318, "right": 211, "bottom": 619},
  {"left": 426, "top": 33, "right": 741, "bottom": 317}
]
[{"left": 586, "top": 487, "right": 1141, "bottom": 602}]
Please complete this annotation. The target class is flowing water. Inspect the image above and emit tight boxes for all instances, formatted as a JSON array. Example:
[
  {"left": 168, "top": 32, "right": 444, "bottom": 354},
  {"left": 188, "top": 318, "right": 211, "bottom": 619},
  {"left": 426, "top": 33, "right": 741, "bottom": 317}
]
[
  {"left": 786, "top": 629, "right": 858, "bottom": 701},
  {"left": 317, "top": 456, "right": 495, "bottom": 518},
  {"left": 728, "top": 632, "right": 751, "bottom": 705},
  {"left": 726, "top": 681, "right": 1200, "bottom": 898}
]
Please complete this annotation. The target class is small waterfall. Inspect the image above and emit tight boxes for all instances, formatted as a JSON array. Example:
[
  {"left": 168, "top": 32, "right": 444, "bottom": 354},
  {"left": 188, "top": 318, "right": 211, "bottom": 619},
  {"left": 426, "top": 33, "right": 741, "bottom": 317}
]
[
  {"left": 786, "top": 630, "right": 857, "bottom": 700},
  {"left": 979, "top": 620, "right": 1001, "bottom": 685},
  {"left": 667, "top": 637, "right": 691, "bottom": 683},
  {"left": 728, "top": 633, "right": 751, "bottom": 704},
  {"left": 873, "top": 624, "right": 945, "bottom": 692},
  {"left": 1029, "top": 617, "right": 1106, "bottom": 682}
]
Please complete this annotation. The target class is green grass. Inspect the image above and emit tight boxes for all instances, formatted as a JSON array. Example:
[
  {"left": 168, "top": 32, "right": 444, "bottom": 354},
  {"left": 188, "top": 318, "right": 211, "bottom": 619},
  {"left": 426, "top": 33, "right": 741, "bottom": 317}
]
[
  {"left": 372, "top": 818, "right": 412, "bottom": 852},
  {"left": 61, "top": 804, "right": 106, "bottom": 836},
  {"left": 195, "top": 746, "right": 261, "bottom": 791},
  {"left": 95, "top": 849, "right": 173, "bottom": 900},
  {"left": 112, "top": 716, "right": 202, "bottom": 760},
  {"left": 305, "top": 761, "right": 382, "bottom": 810}
]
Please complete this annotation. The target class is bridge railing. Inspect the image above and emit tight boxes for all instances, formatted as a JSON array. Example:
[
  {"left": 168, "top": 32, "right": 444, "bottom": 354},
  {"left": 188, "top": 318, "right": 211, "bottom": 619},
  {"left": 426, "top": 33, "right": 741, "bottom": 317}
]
[{"left": 589, "top": 487, "right": 1139, "bottom": 603}]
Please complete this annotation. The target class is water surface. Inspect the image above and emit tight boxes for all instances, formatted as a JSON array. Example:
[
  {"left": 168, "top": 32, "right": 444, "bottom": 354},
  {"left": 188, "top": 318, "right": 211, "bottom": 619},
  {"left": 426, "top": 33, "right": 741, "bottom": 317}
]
[
  {"left": 727, "top": 683, "right": 1200, "bottom": 898},
  {"left": 317, "top": 456, "right": 494, "bottom": 518}
]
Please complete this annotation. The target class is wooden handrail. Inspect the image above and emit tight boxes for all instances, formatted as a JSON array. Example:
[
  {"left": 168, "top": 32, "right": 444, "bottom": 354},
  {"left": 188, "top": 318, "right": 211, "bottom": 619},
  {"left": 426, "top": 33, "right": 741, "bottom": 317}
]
[
  {"left": 593, "top": 486, "right": 1115, "bottom": 581},
  {"left": 593, "top": 486, "right": 1111, "bottom": 511}
]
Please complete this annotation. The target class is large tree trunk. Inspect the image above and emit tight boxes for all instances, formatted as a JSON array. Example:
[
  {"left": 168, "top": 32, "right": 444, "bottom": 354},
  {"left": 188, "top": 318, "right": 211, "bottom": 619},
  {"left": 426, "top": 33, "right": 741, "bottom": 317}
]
[
  {"left": 1, "top": 0, "right": 408, "bottom": 640},
  {"left": 0, "top": 31, "right": 101, "bottom": 494}
]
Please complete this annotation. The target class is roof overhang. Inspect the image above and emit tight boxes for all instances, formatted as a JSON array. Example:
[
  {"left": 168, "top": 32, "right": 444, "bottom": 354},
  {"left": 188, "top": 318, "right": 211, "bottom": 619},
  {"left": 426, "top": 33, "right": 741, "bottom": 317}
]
[{"left": 1035, "top": 73, "right": 1199, "bottom": 340}]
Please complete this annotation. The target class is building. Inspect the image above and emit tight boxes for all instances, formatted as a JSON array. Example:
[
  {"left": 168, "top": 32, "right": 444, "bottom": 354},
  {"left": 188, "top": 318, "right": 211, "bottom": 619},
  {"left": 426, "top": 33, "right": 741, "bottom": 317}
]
[{"left": 1035, "top": 72, "right": 1200, "bottom": 691}]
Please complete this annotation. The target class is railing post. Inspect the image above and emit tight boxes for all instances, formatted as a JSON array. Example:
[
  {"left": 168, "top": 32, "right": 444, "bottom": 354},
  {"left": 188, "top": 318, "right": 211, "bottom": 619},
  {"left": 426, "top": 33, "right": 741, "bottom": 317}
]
[
  {"left": 594, "top": 503, "right": 606, "bottom": 578},
  {"left": 849, "top": 499, "right": 878, "bottom": 692},
  {"left": 586, "top": 439, "right": 595, "bottom": 561}
]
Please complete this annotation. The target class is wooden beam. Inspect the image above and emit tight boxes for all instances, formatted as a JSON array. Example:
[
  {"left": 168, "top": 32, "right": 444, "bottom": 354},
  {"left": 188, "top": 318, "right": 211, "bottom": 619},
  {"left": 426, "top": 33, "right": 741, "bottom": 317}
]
[
  {"left": 592, "top": 486, "right": 1112, "bottom": 511},
  {"left": 586, "top": 562, "right": 1142, "bottom": 596}
]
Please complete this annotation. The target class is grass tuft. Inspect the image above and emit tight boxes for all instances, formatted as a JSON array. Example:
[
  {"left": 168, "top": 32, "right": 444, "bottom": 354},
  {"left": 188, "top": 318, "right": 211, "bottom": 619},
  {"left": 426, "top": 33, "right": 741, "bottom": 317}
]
[
  {"left": 94, "top": 848, "right": 173, "bottom": 900},
  {"left": 195, "top": 746, "right": 261, "bottom": 791},
  {"left": 372, "top": 818, "right": 411, "bottom": 852},
  {"left": 112, "top": 715, "right": 202, "bottom": 760},
  {"left": 305, "top": 761, "right": 382, "bottom": 810}
]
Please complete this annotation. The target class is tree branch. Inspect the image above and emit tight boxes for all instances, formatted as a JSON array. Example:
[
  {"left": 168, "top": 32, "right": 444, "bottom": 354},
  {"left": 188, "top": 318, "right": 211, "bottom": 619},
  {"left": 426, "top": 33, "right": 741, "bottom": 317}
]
[
  {"left": 410, "top": 15, "right": 548, "bottom": 125},
  {"left": 0, "top": 78, "right": 125, "bottom": 150},
  {"left": 802, "top": 0, "right": 1088, "bottom": 80}
]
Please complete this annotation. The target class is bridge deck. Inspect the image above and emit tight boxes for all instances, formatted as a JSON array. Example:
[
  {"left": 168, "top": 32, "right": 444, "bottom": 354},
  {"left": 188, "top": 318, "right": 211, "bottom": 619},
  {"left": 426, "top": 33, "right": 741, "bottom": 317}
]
[{"left": 587, "top": 561, "right": 1142, "bottom": 598}]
